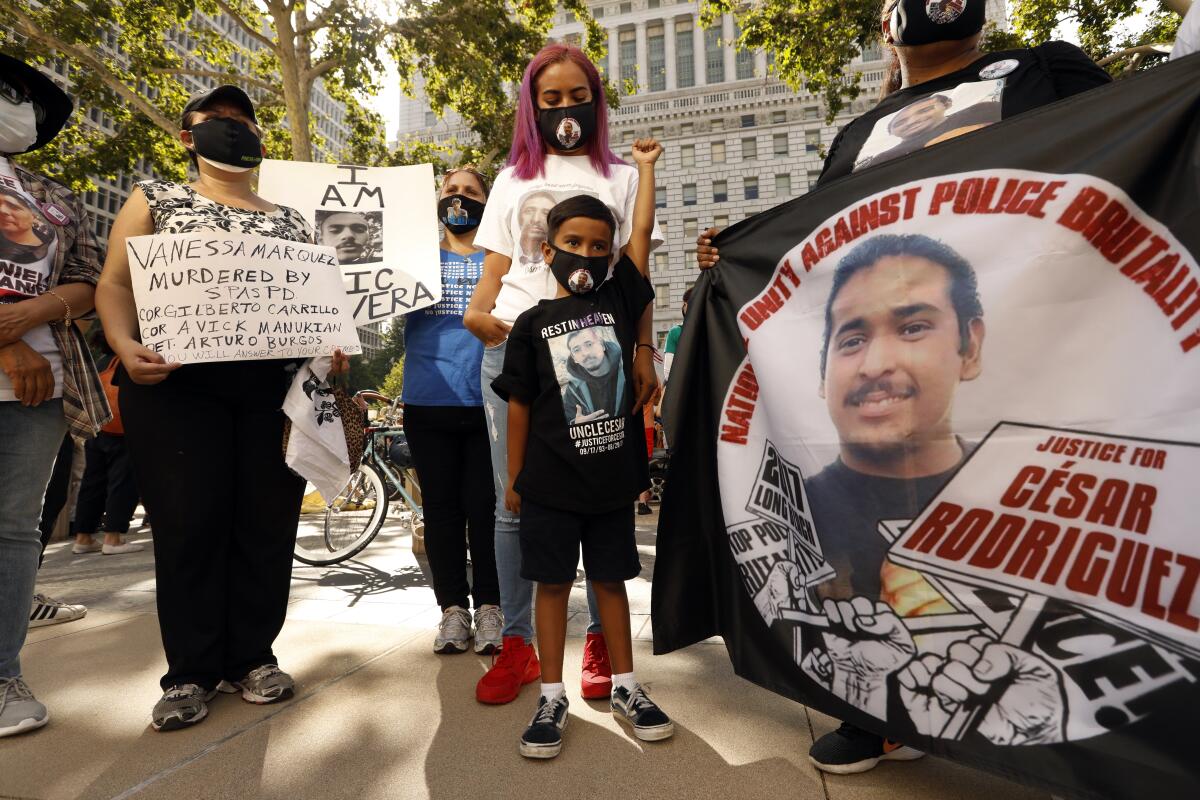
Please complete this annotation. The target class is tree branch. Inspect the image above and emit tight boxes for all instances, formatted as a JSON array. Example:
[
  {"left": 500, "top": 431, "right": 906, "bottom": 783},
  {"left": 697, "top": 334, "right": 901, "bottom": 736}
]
[
  {"left": 297, "top": 0, "right": 347, "bottom": 35},
  {"left": 6, "top": 5, "right": 178, "bottom": 138},
  {"left": 1096, "top": 44, "right": 1172, "bottom": 67},
  {"left": 213, "top": 0, "right": 277, "bottom": 50},
  {"left": 304, "top": 57, "right": 338, "bottom": 82},
  {"left": 149, "top": 67, "right": 281, "bottom": 96}
]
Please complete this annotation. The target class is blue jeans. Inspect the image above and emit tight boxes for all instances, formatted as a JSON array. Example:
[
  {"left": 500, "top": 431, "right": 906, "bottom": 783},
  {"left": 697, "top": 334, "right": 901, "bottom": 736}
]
[
  {"left": 481, "top": 341, "right": 601, "bottom": 641},
  {"left": 0, "top": 399, "right": 66, "bottom": 678}
]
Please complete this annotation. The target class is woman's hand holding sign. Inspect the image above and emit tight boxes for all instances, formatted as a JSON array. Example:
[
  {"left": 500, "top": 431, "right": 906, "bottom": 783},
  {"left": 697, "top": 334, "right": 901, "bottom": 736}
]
[{"left": 115, "top": 338, "right": 180, "bottom": 385}]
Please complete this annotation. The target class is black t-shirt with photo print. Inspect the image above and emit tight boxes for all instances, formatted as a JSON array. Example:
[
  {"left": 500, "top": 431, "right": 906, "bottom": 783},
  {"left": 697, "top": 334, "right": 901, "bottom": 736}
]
[
  {"left": 492, "top": 255, "right": 654, "bottom": 514},
  {"left": 819, "top": 41, "right": 1112, "bottom": 185}
]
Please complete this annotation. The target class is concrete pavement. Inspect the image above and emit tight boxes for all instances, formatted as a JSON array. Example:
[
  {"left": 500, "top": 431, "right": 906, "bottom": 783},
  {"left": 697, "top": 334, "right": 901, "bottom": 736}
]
[{"left": 6, "top": 511, "right": 1050, "bottom": 800}]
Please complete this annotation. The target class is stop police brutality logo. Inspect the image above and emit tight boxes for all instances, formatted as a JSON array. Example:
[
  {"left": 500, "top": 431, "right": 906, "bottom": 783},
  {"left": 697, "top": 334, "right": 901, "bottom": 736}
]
[{"left": 715, "top": 169, "right": 1200, "bottom": 744}]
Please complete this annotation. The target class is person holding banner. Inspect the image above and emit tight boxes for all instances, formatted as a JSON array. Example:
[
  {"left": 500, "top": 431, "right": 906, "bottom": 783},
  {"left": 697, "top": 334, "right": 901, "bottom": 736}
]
[
  {"left": 465, "top": 43, "right": 662, "bottom": 706},
  {"left": 404, "top": 166, "right": 502, "bottom": 655},
  {"left": 96, "top": 85, "right": 347, "bottom": 732},
  {"left": 0, "top": 53, "right": 110, "bottom": 739},
  {"left": 685, "top": 0, "right": 1110, "bottom": 779}
]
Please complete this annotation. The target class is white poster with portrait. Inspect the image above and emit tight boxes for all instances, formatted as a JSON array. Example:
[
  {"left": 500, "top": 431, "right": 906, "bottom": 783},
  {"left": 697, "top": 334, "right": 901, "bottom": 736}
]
[{"left": 258, "top": 161, "right": 441, "bottom": 323}]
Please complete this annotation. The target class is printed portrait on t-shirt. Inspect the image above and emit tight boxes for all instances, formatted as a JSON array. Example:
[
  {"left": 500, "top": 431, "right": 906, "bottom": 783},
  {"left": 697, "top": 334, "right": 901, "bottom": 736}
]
[
  {"left": 854, "top": 79, "right": 1004, "bottom": 173},
  {"left": 315, "top": 209, "right": 384, "bottom": 265},
  {"left": 548, "top": 324, "right": 626, "bottom": 425},
  {"left": 0, "top": 184, "right": 57, "bottom": 302},
  {"left": 514, "top": 189, "right": 560, "bottom": 270}
]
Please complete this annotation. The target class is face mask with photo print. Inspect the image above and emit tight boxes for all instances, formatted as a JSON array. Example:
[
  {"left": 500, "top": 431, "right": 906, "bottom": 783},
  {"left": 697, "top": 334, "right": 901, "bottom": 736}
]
[
  {"left": 886, "top": 0, "right": 985, "bottom": 46},
  {"left": 537, "top": 103, "right": 595, "bottom": 153},
  {"left": 438, "top": 194, "right": 485, "bottom": 233},
  {"left": 548, "top": 245, "right": 607, "bottom": 295}
]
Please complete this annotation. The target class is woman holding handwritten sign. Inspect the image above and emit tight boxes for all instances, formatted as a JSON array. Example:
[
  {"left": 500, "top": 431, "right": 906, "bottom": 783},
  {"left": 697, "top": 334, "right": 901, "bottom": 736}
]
[{"left": 96, "top": 86, "right": 348, "bottom": 733}]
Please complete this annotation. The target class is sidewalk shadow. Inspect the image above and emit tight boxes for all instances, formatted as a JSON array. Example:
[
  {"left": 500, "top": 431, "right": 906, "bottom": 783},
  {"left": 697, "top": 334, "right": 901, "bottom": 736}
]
[{"left": 290, "top": 560, "right": 431, "bottom": 604}]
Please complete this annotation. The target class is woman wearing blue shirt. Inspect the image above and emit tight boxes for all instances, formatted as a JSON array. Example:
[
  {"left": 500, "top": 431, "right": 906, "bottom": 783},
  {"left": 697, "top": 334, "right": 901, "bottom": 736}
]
[{"left": 404, "top": 168, "right": 501, "bottom": 655}]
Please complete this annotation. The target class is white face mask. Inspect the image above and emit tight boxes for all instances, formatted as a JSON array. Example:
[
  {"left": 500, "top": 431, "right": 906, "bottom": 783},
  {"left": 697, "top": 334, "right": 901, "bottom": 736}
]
[
  {"left": 196, "top": 154, "right": 254, "bottom": 173},
  {"left": 0, "top": 101, "right": 38, "bottom": 155}
]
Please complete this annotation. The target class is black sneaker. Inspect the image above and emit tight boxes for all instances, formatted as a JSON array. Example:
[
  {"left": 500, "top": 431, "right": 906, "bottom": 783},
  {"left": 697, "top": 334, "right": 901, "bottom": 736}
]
[
  {"left": 808, "top": 721, "right": 924, "bottom": 774},
  {"left": 519, "top": 694, "right": 569, "bottom": 759},
  {"left": 611, "top": 684, "right": 674, "bottom": 741}
]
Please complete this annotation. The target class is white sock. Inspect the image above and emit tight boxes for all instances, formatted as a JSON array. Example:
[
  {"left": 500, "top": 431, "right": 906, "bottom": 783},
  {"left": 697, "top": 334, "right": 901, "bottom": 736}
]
[
  {"left": 612, "top": 672, "right": 637, "bottom": 694},
  {"left": 540, "top": 682, "right": 565, "bottom": 701}
]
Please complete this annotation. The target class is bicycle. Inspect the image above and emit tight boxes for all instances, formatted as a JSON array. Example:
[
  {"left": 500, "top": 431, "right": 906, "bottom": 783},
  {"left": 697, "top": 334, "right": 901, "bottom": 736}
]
[{"left": 293, "top": 391, "right": 425, "bottom": 566}]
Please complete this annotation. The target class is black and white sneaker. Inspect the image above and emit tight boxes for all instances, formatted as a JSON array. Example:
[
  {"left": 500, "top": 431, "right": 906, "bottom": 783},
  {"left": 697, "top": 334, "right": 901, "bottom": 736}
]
[
  {"left": 611, "top": 684, "right": 674, "bottom": 741},
  {"left": 808, "top": 721, "right": 924, "bottom": 774},
  {"left": 519, "top": 694, "right": 569, "bottom": 759}
]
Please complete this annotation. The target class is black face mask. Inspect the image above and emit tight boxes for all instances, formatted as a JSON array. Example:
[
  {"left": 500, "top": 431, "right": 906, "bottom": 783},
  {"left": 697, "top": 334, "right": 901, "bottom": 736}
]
[
  {"left": 437, "top": 194, "right": 485, "bottom": 234},
  {"left": 547, "top": 245, "right": 607, "bottom": 295},
  {"left": 886, "top": 0, "right": 985, "bottom": 46},
  {"left": 537, "top": 103, "right": 595, "bottom": 153},
  {"left": 188, "top": 118, "right": 263, "bottom": 171}
]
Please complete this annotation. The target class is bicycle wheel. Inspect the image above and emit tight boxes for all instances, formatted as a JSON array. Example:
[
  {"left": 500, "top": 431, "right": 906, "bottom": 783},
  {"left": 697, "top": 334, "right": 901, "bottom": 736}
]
[{"left": 294, "top": 463, "right": 388, "bottom": 566}]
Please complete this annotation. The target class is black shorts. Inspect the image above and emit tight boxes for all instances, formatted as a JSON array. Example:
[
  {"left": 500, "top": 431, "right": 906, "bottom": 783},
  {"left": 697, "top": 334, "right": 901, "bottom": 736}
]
[{"left": 519, "top": 499, "right": 641, "bottom": 584}]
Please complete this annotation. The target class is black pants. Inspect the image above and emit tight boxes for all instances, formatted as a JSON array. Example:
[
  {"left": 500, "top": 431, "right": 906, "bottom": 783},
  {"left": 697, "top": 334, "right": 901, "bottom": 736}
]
[
  {"left": 37, "top": 434, "right": 75, "bottom": 565},
  {"left": 120, "top": 361, "right": 304, "bottom": 691},
  {"left": 71, "top": 432, "right": 139, "bottom": 535},
  {"left": 403, "top": 404, "right": 498, "bottom": 610}
]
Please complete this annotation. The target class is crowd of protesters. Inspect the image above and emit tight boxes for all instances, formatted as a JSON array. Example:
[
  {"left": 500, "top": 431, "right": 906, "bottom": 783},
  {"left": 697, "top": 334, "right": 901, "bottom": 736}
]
[{"left": 2, "top": 0, "right": 1179, "bottom": 781}]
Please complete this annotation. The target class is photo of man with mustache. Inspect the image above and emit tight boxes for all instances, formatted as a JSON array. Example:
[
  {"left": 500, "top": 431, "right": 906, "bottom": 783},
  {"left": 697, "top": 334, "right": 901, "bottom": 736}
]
[{"left": 516, "top": 190, "right": 557, "bottom": 269}]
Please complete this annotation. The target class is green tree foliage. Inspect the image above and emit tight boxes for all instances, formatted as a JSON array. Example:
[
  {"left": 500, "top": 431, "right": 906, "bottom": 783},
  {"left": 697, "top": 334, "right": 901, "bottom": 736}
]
[
  {"left": 703, "top": 0, "right": 1190, "bottom": 120},
  {"left": 378, "top": 356, "right": 405, "bottom": 400}
]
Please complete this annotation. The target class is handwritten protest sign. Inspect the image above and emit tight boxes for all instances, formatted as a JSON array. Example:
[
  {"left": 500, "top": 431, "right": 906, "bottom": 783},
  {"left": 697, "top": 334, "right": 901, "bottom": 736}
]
[
  {"left": 258, "top": 161, "right": 441, "bottom": 324},
  {"left": 126, "top": 232, "right": 362, "bottom": 364}
]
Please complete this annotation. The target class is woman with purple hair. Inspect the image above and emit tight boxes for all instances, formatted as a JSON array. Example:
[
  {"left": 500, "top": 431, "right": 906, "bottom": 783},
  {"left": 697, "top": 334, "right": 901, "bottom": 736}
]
[{"left": 465, "top": 43, "right": 662, "bottom": 706}]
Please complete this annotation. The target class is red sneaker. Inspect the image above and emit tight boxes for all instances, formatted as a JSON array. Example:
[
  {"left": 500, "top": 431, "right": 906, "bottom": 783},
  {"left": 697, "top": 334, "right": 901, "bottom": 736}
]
[
  {"left": 580, "top": 631, "right": 613, "bottom": 699},
  {"left": 476, "top": 635, "right": 540, "bottom": 704}
]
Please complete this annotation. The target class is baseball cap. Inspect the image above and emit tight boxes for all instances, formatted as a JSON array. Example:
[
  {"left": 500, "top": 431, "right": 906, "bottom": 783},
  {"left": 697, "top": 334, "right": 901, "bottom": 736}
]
[{"left": 181, "top": 84, "right": 257, "bottom": 127}]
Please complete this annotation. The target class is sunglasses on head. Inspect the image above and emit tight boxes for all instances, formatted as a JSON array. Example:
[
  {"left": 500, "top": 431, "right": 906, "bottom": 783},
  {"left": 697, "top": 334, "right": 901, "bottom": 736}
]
[
  {"left": 0, "top": 76, "right": 47, "bottom": 124},
  {"left": 442, "top": 166, "right": 489, "bottom": 187}
]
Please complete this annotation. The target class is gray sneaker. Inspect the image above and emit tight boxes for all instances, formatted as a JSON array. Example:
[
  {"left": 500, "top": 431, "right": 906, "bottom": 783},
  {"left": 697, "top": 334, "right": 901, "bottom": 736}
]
[
  {"left": 151, "top": 684, "right": 216, "bottom": 732},
  {"left": 473, "top": 605, "right": 503, "bottom": 655},
  {"left": 29, "top": 593, "right": 86, "bottom": 628},
  {"left": 234, "top": 664, "right": 295, "bottom": 704},
  {"left": 434, "top": 606, "right": 472, "bottom": 654},
  {"left": 0, "top": 677, "right": 48, "bottom": 738}
]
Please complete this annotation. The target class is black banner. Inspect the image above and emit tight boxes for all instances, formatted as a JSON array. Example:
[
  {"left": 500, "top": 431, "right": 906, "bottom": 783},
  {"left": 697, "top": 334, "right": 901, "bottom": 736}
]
[{"left": 653, "top": 54, "right": 1200, "bottom": 800}]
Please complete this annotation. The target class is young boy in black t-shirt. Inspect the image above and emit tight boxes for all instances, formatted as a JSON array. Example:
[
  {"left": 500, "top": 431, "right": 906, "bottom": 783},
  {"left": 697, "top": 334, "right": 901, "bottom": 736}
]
[{"left": 491, "top": 139, "right": 672, "bottom": 759}]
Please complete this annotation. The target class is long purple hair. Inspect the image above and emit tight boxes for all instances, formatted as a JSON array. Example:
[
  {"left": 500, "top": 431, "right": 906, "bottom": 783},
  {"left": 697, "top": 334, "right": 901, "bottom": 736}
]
[{"left": 509, "top": 44, "right": 625, "bottom": 181}]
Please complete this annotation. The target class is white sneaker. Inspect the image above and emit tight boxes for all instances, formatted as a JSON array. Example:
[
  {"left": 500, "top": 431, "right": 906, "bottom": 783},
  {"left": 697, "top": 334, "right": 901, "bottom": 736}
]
[
  {"left": 71, "top": 539, "right": 103, "bottom": 554},
  {"left": 29, "top": 594, "right": 86, "bottom": 628},
  {"left": 434, "top": 606, "right": 471, "bottom": 654},
  {"left": 473, "top": 605, "right": 503, "bottom": 655},
  {"left": 102, "top": 540, "right": 145, "bottom": 555},
  {"left": 0, "top": 677, "right": 48, "bottom": 738}
]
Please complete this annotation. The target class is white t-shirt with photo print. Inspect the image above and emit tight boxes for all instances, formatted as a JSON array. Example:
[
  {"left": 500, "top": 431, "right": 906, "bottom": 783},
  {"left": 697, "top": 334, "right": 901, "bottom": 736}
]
[
  {"left": 0, "top": 158, "right": 63, "bottom": 401},
  {"left": 475, "top": 154, "right": 662, "bottom": 326}
]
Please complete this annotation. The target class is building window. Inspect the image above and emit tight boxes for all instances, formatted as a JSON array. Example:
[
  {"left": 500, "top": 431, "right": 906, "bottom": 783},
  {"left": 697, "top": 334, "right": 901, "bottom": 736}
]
[
  {"left": 649, "top": 0, "right": 661, "bottom": 7},
  {"left": 683, "top": 218, "right": 698, "bottom": 240},
  {"left": 734, "top": 20, "right": 755, "bottom": 80},
  {"left": 424, "top": 111, "right": 437, "bottom": 127},
  {"left": 744, "top": 176, "right": 759, "bottom": 200},
  {"left": 675, "top": 19, "right": 695, "bottom": 88},
  {"left": 685, "top": 248, "right": 696, "bottom": 267},
  {"left": 655, "top": 283, "right": 671, "bottom": 309},
  {"left": 741, "top": 137, "right": 757, "bottom": 161},
  {"left": 681, "top": 122, "right": 694, "bottom": 135},
  {"left": 655, "top": 185, "right": 667, "bottom": 208},
  {"left": 705, "top": 26, "right": 725, "bottom": 84},
  {"left": 681, "top": 144, "right": 695, "bottom": 168},
  {"left": 774, "top": 132, "right": 789, "bottom": 157},
  {"left": 805, "top": 130, "right": 820, "bottom": 152},
  {"left": 594, "top": 6, "right": 605, "bottom": 17},
  {"left": 861, "top": 38, "right": 882, "bottom": 61},
  {"left": 622, "top": 130, "right": 635, "bottom": 143},
  {"left": 620, "top": 1, "right": 632, "bottom": 13},
  {"left": 775, "top": 173, "right": 792, "bottom": 197},
  {"left": 714, "top": 214, "right": 728, "bottom": 228},
  {"left": 657, "top": 330, "right": 669, "bottom": 349},
  {"left": 713, "top": 180, "right": 727, "bottom": 203},
  {"left": 655, "top": 252, "right": 669, "bottom": 272},
  {"left": 647, "top": 22, "right": 666, "bottom": 92},
  {"left": 808, "top": 169, "right": 823, "bottom": 187},
  {"left": 620, "top": 28, "right": 637, "bottom": 92},
  {"left": 651, "top": 125, "right": 665, "bottom": 138},
  {"left": 772, "top": 110, "right": 787, "bottom": 124},
  {"left": 566, "top": 32, "right": 582, "bottom": 48},
  {"left": 740, "top": 113, "right": 756, "bottom": 128},
  {"left": 711, "top": 117, "right": 724, "bottom": 131},
  {"left": 711, "top": 140, "right": 726, "bottom": 163},
  {"left": 683, "top": 183, "right": 697, "bottom": 205},
  {"left": 804, "top": 106, "right": 820, "bottom": 120}
]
